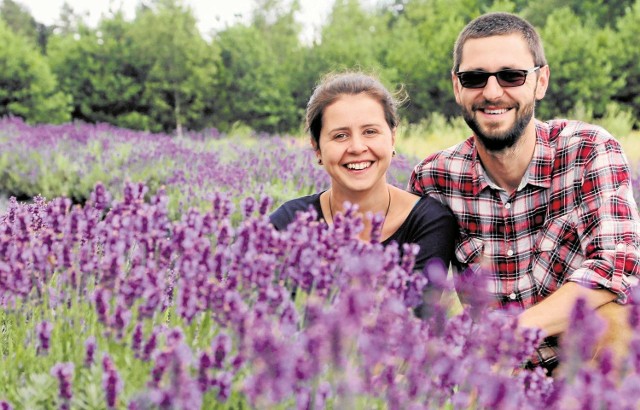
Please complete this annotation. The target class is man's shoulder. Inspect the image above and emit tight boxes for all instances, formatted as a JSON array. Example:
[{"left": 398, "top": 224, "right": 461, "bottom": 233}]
[
  {"left": 544, "top": 119, "right": 619, "bottom": 147},
  {"left": 412, "top": 195, "right": 456, "bottom": 220}
]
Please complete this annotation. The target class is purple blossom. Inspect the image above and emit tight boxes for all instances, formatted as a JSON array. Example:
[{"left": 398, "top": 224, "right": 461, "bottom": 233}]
[
  {"left": 102, "top": 354, "right": 123, "bottom": 409},
  {"left": 51, "top": 362, "right": 74, "bottom": 409},
  {"left": 0, "top": 149, "right": 639, "bottom": 410},
  {"left": 0, "top": 400, "right": 13, "bottom": 410},
  {"left": 131, "top": 322, "right": 144, "bottom": 358},
  {"left": 84, "top": 336, "right": 97, "bottom": 367},
  {"left": 36, "top": 321, "right": 53, "bottom": 355}
]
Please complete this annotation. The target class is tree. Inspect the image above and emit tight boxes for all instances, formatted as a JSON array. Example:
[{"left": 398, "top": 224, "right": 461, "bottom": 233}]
[
  {"left": 47, "top": 13, "right": 152, "bottom": 130},
  {"left": 384, "top": 0, "right": 477, "bottom": 122},
  {"left": 209, "top": 0, "right": 304, "bottom": 133},
  {"left": 518, "top": 0, "right": 635, "bottom": 28},
  {"left": 129, "top": 0, "right": 217, "bottom": 135},
  {"left": 1, "top": 0, "right": 37, "bottom": 42},
  {"left": 613, "top": 0, "right": 640, "bottom": 125},
  {"left": 537, "top": 8, "right": 625, "bottom": 119},
  {"left": 0, "top": 20, "right": 71, "bottom": 123},
  {"left": 313, "top": 0, "right": 387, "bottom": 75}
]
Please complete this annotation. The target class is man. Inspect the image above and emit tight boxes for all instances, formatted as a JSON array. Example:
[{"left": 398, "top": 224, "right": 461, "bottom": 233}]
[{"left": 409, "top": 12, "right": 640, "bottom": 374}]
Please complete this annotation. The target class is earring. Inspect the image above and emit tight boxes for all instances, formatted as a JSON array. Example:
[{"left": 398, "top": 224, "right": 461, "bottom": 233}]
[
  {"left": 318, "top": 158, "right": 323, "bottom": 165},
  {"left": 392, "top": 149, "right": 396, "bottom": 157}
]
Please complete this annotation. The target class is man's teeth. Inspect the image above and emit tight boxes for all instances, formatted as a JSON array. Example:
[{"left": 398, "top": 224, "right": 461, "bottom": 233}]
[
  {"left": 346, "top": 162, "right": 371, "bottom": 170},
  {"left": 484, "top": 108, "right": 509, "bottom": 114}
]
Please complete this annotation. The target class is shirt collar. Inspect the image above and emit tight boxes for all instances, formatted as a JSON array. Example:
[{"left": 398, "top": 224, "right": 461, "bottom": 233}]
[{"left": 470, "top": 120, "right": 553, "bottom": 196}]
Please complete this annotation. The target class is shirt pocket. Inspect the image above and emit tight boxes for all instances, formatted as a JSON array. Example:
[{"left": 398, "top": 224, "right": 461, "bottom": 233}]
[
  {"left": 455, "top": 235, "right": 485, "bottom": 267},
  {"left": 531, "top": 216, "right": 583, "bottom": 297}
]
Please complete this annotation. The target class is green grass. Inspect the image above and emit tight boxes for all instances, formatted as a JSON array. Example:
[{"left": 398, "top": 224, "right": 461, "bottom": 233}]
[{"left": 395, "top": 122, "right": 640, "bottom": 162}]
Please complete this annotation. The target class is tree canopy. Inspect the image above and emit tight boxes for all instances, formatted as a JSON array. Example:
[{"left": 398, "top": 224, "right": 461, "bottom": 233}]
[{"left": 0, "top": 0, "right": 638, "bottom": 134}]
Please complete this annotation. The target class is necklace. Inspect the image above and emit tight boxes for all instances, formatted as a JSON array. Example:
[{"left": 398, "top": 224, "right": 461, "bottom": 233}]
[{"left": 328, "top": 185, "right": 392, "bottom": 224}]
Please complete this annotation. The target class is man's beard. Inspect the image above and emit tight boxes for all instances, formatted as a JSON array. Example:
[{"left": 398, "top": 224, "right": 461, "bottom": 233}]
[{"left": 462, "top": 100, "right": 534, "bottom": 152}]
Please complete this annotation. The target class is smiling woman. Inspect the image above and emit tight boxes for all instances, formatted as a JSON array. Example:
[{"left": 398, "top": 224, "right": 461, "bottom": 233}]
[{"left": 269, "top": 71, "right": 459, "bottom": 318}]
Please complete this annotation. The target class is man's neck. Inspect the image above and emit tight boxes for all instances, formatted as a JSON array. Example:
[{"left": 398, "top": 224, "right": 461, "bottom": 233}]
[{"left": 476, "top": 126, "right": 537, "bottom": 195}]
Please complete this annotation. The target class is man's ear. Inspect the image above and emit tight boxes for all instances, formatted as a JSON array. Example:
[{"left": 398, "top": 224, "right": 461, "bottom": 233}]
[
  {"left": 535, "top": 65, "right": 550, "bottom": 101},
  {"left": 452, "top": 70, "right": 462, "bottom": 105}
]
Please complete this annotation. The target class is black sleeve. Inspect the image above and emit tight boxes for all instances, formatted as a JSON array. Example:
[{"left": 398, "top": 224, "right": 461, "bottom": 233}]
[
  {"left": 268, "top": 194, "right": 322, "bottom": 230},
  {"left": 408, "top": 196, "right": 458, "bottom": 276},
  {"left": 400, "top": 196, "right": 458, "bottom": 319}
]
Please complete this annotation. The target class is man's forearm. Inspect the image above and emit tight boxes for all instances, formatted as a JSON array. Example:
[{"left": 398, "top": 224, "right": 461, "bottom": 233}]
[{"left": 517, "top": 282, "right": 617, "bottom": 336}]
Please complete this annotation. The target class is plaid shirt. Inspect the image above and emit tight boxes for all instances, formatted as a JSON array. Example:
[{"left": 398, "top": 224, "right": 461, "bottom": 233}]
[{"left": 409, "top": 119, "right": 640, "bottom": 371}]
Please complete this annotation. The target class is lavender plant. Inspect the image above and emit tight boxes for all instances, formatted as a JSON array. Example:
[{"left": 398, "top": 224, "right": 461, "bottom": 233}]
[
  {"left": 0, "top": 117, "right": 415, "bottom": 219},
  {"left": 1, "top": 182, "right": 639, "bottom": 409}
]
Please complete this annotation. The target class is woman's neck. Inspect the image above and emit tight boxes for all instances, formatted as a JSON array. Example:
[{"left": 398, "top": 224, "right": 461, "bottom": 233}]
[{"left": 329, "top": 183, "right": 390, "bottom": 216}]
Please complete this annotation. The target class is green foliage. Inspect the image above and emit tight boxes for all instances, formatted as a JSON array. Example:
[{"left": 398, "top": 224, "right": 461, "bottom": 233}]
[
  {"left": 130, "top": 0, "right": 218, "bottom": 135},
  {"left": 47, "top": 15, "right": 152, "bottom": 130},
  {"left": 0, "top": 0, "right": 45, "bottom": 50},
  {"left": 518, "top": 0, "right": 635, "bottom": 27},
  {"left": 210, "top": 0, "right": 303, "bottom": 133},
  {"left": 385, "top": 0, "right": 473, "bottom": 122},
  {"left": 315, "top": 0, "right": 387, "bottom": 72},
  {"left": 0, "top": 20, "right": 71, "bottom": 124},
  {"left": 569, "top": 100, "right": 636, "bottom": 139},
  {"left": 0, "top": 0, "right": 639, "bottom": 132},
  {"left": 613, "top": 0, "right": 640, "bottom": 125},
  {"left": 537, "top": 8, "right": 625, "bottom": 119}
]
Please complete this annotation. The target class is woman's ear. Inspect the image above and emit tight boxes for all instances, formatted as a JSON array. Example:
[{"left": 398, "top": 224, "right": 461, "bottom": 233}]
[
  {"left": 310, "top": 137, "right": 322, "bottom": 164},
  {"left": 310, "top": 137, "right": 320, "bottom": 153}
]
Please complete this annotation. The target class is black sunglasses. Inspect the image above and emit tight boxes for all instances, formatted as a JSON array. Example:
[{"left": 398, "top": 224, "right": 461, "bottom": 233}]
[{"left": 455, "top": 66, "right": 541, "bottom": 89}]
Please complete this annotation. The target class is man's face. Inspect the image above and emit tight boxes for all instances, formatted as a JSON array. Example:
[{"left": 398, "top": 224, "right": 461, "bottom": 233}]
[{"left": 452, "top": 34, "right": 549, "bottom": 152}]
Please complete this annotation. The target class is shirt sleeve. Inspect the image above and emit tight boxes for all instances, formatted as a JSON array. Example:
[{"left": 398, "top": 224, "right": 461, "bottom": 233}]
[
  {"left": 567, "top": 138, "right": 640, "bottom": 303},
  {"left": 408, "top": 162, "right": 427, "bottom": 195}
]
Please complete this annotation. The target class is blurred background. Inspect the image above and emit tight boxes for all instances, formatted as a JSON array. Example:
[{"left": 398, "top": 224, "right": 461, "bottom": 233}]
[{"left": 1, "top": 0, "right": 639, "bottom": 158}]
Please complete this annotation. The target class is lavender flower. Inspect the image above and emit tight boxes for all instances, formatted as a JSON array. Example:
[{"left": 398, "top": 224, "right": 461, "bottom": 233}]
[
  {"left": 36, "top": 321, "right": 53, "bottom": 355},
  {"left": 0, "top": 400, "right": 13, "bottom": 410},
  {"left": 50, "top": 362, "right": 74, "bottom": 410},
  {"left": 102, "top": 354, "right": 123, "bottom": 409},
  {"left": 84, "top": 336, "right": 97, "bottom": 367}
]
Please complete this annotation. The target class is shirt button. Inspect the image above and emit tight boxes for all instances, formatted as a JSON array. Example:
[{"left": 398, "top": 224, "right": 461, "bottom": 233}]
[
  {"left": 617, "top": 243, "right": 625, "bottom": 250},
  {"left": 505, "top": 203, "right": 511, "bottom": 209},
  {"left": 509, "top": 292, "right": 517, "bottom": 300},
  {"left": 507, "top": 249, "right": 514, "bottom": 256}
]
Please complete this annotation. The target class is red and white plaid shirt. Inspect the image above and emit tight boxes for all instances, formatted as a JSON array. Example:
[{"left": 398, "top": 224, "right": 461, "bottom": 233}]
[{"left": 409, "top": 119, "right": 640, "bottom": 310}]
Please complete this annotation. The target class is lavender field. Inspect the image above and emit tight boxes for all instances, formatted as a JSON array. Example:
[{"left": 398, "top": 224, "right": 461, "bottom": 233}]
[{"left": 1, "top": 118, "right": 640, "bottom": 409}]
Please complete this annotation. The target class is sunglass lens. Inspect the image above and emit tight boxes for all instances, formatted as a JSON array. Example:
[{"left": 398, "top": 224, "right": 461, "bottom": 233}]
[
  {"left": 496, "top": 70, "right": 526, "bottom": 86},
  {"left": 459, "top": 72, "right": 488, "bottom": 88}
]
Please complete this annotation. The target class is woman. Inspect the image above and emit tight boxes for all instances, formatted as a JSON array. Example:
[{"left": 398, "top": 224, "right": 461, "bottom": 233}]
[{"left": 270, "top": 72, "right": 457, "bottom": 316}]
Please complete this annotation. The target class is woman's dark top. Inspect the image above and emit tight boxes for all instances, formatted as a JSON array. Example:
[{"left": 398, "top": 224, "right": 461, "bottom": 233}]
[{"left": 269, "top": 192, "right": 458, "bottom": 284}]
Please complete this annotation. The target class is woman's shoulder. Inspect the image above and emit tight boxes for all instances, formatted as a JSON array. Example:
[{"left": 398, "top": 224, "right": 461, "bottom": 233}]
[
  {"left": 404, "top": 193, "right": 456, "bottom": 225},
  {"left": 269, "top": 192, "right": 323, "bottom": 230}
]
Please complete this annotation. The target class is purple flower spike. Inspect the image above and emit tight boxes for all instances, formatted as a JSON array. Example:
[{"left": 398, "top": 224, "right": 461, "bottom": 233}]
[
  {"left": 84, "top": 336, "right": 97, "bottom": 367},
  {"left": 131, "top": 323, "right": 144, "bottom": 358},
  {"left": 258, "top": 195, "right": 272, "bottom": 216},
  {"left": 36, "top": 321, "right": 53, "bottom": 355},
  {"left": 212, "top": 332, "right": 232, "bottom": 369},
  {"left": 102, "top": 354, "right": 123, "bottom": 410},
  {"left": 0, "top": 400, "right": 14, "bottom": 410},
  {"left": 141, "top": 328, "right": 159, "bottom": 362},
  {"left": 51, "top": 362, "right": 74, "bottom": 409},
  {"left": 241, "top": 197, "right": 257, "bottom": 218}
]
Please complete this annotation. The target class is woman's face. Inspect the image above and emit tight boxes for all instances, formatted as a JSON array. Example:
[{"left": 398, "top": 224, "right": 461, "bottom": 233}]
[{"left": 315, "top": 93, "right": 395, "bottom": 196}]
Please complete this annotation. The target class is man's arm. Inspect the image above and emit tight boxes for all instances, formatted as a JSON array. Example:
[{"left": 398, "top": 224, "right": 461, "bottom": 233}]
[{"left": 517, "top": 282, "right": 617, "bottom": 336}]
